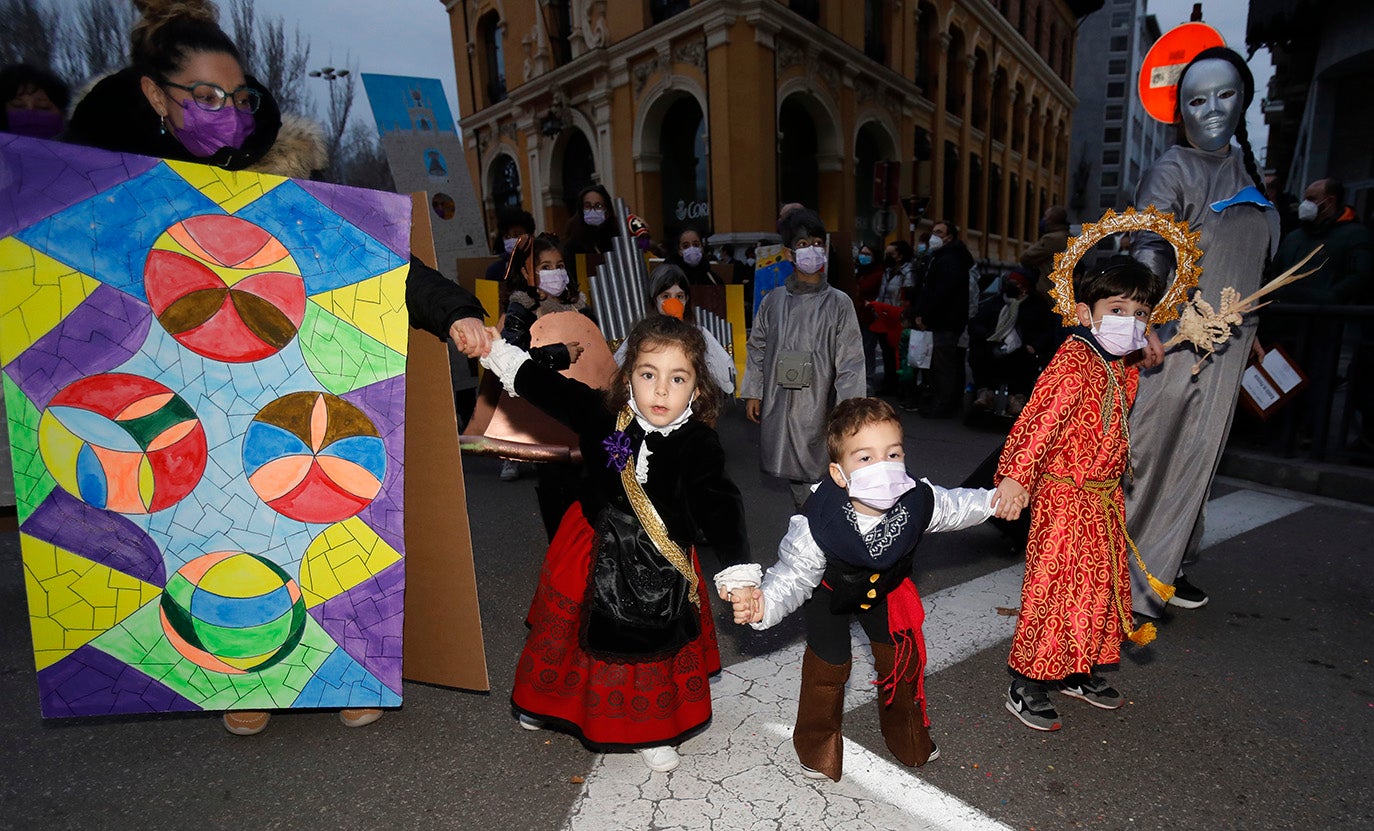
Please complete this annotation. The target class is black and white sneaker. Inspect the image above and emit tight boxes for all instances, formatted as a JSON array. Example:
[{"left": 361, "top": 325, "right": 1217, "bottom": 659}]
[
  {"left": 1167, "top": 574, "right": 1209, "bottom": 609},
  {"left": 1005, "top": 680, "right": 1062, "bottom": 731},
  {"left": 926, "top": 742, "right": 940, "bottom": 763},
  {"left": 1059, "top": 674, "right": 1124, "bottom": 710}
]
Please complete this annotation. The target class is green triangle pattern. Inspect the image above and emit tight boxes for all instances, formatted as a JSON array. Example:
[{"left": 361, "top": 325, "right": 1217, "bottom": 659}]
[
  {"left": 5, "top": 374, "right": 55, "bottom": 524},
  {"left": 90, "top": 600, "right": 340, "bottom": 709},
  {"left": 298, "top": 301, "right": 406, "bottom": 396}
]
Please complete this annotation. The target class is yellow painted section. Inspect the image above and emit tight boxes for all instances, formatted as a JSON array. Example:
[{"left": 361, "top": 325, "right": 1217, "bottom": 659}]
[
  {"left": 138, "top": 454, "right": 155, "bottom": 510},
  {"left": 168, "top": 160, "right": 286, "bottom": 214},
  {"left": 725, "top": 283, "right": 748, "bottom": 397},
  {"left": 309, "top": 263, "right": 410, "bottom": 350},
  {"left": 36, "top": 410, "right": 82, "bottom": 498},
  {"left": 22, "top": 536, "right": 161, "bottom": 670},
  {"left": 474, "top": 278, "right": 501, "bottom": 328},
  {"left": 298, "top": 516, "right": 402, "bottom": 608},
  {"left": 0, "top": 239, "right": 101, "bottom": 364},
  {"left": 199, "top": 553, "right": 280, "bottom": 597}
]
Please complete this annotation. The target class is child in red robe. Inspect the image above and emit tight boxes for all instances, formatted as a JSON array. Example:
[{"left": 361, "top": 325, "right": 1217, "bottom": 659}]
[{"left": 993, "top": 256, "right": 1165, "bottom": 731}]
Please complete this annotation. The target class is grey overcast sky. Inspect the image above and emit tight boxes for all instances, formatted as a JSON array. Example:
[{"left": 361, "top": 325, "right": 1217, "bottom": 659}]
[{"left": 267, "top": 0, "right": 1273, "bottom": 160}]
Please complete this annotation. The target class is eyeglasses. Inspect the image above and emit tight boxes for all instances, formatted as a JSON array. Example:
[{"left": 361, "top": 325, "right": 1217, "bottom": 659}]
[{"left": 163, "top": 81, "right": 261, "bottom": 113}]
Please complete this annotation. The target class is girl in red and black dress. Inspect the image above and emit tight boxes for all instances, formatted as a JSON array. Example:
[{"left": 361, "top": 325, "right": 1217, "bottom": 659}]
[{"left": 479, "top": 315, "right": 750, "bottom": 772}]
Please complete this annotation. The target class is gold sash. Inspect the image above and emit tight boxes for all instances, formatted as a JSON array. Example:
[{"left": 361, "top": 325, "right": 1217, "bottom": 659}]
[{"left": 615, "top": 408, "right": 700, "bottom": 607}]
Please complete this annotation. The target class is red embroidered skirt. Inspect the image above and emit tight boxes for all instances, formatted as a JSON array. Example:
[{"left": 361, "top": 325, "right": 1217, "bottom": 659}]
[{"left": 511, "top": 502, "right": 721, "bottom": 748}]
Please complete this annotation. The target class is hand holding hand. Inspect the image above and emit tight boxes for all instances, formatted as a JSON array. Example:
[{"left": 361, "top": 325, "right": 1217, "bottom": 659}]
[
  {"left": 451, "top": 317, "right": 493, "bottom": 358},
  {"left": 992, "top": 477, "right": 1030, "bottom": 520},
  {"left": 725, "top": 587, "right": 764, "bottom": 625},
  {"left": 566, "top": 341, "right": 584, "bottom": 363}
]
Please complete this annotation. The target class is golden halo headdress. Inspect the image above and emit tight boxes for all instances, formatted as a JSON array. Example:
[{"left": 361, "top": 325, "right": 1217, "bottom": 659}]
[{"left": 1047, "top": 206, "right": 1202, "bottom": 327}]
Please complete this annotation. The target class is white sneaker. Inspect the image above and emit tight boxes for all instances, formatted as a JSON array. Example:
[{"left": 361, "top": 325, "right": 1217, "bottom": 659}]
[
  {"left": 518, "top": 714, "right": 544, "bottom": 731},
  {"left": 500, "top": 460, "right": 520, "bottom": 481},
  {"left": 799, "top": 764, "right": 830, "bottom": 780},
  {"left": 637, "top": 745, "right": 680, "bottom": 772}
]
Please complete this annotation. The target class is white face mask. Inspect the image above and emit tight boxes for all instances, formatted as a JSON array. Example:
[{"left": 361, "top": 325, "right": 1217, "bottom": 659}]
[
  {"left": 538, "top": 267, "right": 570, "bottom": 297},
  {"left": 1091, "top": 314, "right": 1148, "bottom": 355},
  {"left": 1297, "top": 199, "right": 1320, "bottom": 223},
  {"left": 681, "top": 245, "right": 703, "bottom": 267},
  {"left": 503, "top": 237, "right": 519, "bottom": 254},
  {"left": 838, "top": 461, "right": 916, "bottom": 511},
  {"left": 794, "top": 246, "right": 827, "bottom": 275},
  {"left": 927, "top": 235, "right": 944, "bottom": 251},
  {"left": 583, "top": 208, "right": 606, "bottom": 227}
]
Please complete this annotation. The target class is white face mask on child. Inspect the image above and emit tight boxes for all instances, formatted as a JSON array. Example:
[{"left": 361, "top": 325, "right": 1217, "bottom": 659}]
[
  {"left": 538, "top": 268, "right": 570, "bottom": 297},
  {"left": 1091, "top": 315, "right": 1147, "bottom": 356},
  {"left": 838, "top": 461, "right": 916, "bottom": 511}
]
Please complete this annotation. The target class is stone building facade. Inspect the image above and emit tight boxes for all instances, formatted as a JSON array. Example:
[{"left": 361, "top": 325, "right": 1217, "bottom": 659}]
[{"left": 446, "top": 0, "right": 1098, "bottom": 262}]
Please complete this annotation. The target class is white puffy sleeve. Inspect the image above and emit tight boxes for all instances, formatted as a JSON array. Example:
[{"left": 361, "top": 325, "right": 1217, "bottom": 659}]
[
  {"left": 752, "top": 515, "right": 827, "bottom": 630},
  {"left": 924, "top": 479, "right": 996, "bottom": 533},
  {"left": 478, "top": 338, "right": 531, "bottom": 396}
]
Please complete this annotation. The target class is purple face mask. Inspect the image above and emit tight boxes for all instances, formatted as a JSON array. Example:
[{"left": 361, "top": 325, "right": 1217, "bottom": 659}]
[
  {"left": 174, "top": 99, "right": 255, "bottom": 157},
  {"left": 840, "top": 461, "right": 916, "bottom": 511},
  {"left": 5, "top": 108, "right": 63, "bottom": 139}
]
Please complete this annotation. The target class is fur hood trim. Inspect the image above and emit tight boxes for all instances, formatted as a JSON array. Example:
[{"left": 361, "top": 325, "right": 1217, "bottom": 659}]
[{"left": 247, "top": 113, "right": 328, "bottom": 179}]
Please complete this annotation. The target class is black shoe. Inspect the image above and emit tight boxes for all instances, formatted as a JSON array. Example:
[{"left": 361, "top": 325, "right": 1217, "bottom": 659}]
[
  {"left": 1059, "top": 674, "right": 1124, "bottom": 710},
  {"left": 1167, "top": 574, "right": 1209, "bottom": 609},
  {"left": 1005, "top": 680, "right": 1061, "bottom": 731}
]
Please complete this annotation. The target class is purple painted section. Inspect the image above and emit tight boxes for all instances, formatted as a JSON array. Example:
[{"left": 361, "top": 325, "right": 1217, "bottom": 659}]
[
  {"left": 4, "top": 284, "right": 151, "bottom": 410},
  {"left": 295, "top": 179, "right": 411, "bottom": 260},
  {"left": 23, "top": 489, "right": 167, "bottom": 586},
  {"left": 345, "top": 374, "right": 406, "bottom": 555},
  {"left": 37, "top": 644, "right": 200, "bottom": 717},
  {"left": 0, "top": 135, "right": 159, "bottom": 239},
  {"left": 308, "top": 560, "right": 404, "bottom": 695}
]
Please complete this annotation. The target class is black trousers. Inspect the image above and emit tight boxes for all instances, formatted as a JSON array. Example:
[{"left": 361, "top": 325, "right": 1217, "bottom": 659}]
[{"left": 805, "top": 587, "right": 892, "bottom": 665}]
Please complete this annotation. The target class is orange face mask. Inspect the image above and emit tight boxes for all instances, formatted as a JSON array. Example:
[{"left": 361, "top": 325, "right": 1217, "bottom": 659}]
[{"left": 661, "top": 297, "right": 686, "bottom": 319}]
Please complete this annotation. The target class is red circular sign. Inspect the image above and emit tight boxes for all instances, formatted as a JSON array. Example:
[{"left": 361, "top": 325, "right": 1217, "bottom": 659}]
[{"left": 1138, "top": 22, "right": 1226, "bottom": 123}]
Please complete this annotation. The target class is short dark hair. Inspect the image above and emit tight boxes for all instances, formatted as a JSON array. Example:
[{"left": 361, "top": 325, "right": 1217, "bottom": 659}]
[
  {"left": 606, "top": 315, "right": 722, "bottom": 424},
  {"left": 888, "top": 239, "right": 915, "bottom": 261},
  {"left": 781, "top": 208, "right": 826, "bottom": 246},
  {"left": 0, "top": 64, "right": 70, "bottom": 112},
  {"left": 647, "top": 263, "right": 693, "bottom": 321},
  {"left": 130, "top": 1, "right": 242, "bottom": 80},
  {"left": 496, "top": 206, "right": 536, "bottom": 238},
  {"left": 1322, "top": 177, "right": 1346, "bottom": 206},
  {"left": 825, "top": 398, "right": 902, "bottom": 463},
  {"left": 932, "top": 219, "right": 960, "bottom": 240},
  {"left": 1076, "top": 255, "right": 1165, "bottom": 309}
]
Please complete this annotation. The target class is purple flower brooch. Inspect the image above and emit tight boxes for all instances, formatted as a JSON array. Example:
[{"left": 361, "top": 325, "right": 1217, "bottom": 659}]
[{"left": 603, "top": 430, "right": 632, "bottom": 472}]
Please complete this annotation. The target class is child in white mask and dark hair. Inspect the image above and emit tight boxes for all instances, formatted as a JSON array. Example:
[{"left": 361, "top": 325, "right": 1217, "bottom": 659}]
[{"left": 718, "top": 397, "right": 1023, "bottom": 782}]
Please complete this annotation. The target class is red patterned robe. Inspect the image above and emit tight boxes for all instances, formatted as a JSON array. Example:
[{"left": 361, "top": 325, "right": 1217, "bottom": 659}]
[{"left": 996, "top": 336, "right": 1137, "bottom": 680}]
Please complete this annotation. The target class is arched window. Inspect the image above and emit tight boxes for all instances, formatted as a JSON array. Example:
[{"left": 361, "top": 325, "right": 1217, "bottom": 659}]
[
  {"left": 915, "top": 3, "right": 938, "bottom": 92},
  {"left": 660, "top": 97, "right": 710, "bottom": 232},
  {"left": 1009, "top": 172, "right": 1020, "bottom": 240},
  {"left": 854, "top": 122, "right": 896, "bottom": 246},
  {"left": 968, "top": 154, "right": 983, "bottom": 231},
  {"left": 991, "top": 69, "right": 1009, "bottom": 142},
  {"left": 1029, "top": 97, "right": 1042, "bottom": 161},
  {"left": 942, "top": 141, "right": 959, "bottom": 220},
  {"left": 972, "top": 50, "right": 990, "bottom": 131},
  {"left": 989, "top": 163, "right": 1003, "bottom": 235},
  {"left": 779, "top": 97, "right": 820, "bottom": 209},
  {"left": 491, "top": 153, "right": 521, "bottom": 210},
  {"left": 864, "top": 0, "right": 887, "bottom": 63},
  {"left": 945, "top": 27, "right": 966, "bottom": 117},
  {"left": 560, "top": 131, "right": 596, "bottom": 211},
  {"left": 479, "top": 12, "right": 506, "bottom": 105}
]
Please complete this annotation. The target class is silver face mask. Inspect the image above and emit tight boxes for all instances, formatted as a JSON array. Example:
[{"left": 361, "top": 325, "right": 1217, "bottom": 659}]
[{"left": 1179, "top": 58, "right": 1244, "bottom": 152}]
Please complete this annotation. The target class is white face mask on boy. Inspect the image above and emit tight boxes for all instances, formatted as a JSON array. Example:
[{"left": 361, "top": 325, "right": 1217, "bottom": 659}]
[
  {"left": 1091, "top": 314, "right": 1147, "bottom": 355},
  {"left": 837, "top": 461, "right": 916, "bottom": 511}
]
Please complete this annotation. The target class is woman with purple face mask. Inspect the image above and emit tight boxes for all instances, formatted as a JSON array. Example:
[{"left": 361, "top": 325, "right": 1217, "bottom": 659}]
[
  {"left": 0, "top": 64, "right": 71, "bottom": 140},
  {"left": 561, "top": 183, "right": 620, "bottom": 294},
  {"left": 66, "top": 1, "right": 289, "bottom": 174}
]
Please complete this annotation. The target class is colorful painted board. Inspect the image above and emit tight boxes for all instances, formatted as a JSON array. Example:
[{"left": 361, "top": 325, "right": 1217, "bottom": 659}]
[{"left": 0, "top": 135, "right": 411, "bottom": 717}]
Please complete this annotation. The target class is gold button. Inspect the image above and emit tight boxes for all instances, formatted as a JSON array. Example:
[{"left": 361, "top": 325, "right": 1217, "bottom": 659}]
[
  {"left": 869, "top": 573, "right": 880, "bottom": 583},
  {"left": 866, "top": 589, "right": 877, "bottom": 599},
  {"left": 859, "top": 603, "right": 872, "bottom": 610}
]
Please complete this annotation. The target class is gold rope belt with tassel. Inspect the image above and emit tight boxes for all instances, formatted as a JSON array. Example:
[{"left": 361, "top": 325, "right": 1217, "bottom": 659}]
[
  {"left": 615, "top": 408, "right": 700, "bottom": 607},
  {"left": 1042, "top": 473, "right": 1174, "bottom": 646}
]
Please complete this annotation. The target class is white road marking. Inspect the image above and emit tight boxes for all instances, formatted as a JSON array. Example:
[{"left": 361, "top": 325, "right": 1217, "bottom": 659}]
[{"left": 560, "top": 487, "right": 1309, "bottom": 830}]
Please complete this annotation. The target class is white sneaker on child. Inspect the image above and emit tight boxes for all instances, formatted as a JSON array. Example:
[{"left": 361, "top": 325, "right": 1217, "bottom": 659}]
[
  {"left": 637, "top": 745, "right": 680, "bottom": 772},
  {"left": 799, "top": 764, "right": 830, "bottom": 780},
  {"left": 518, "top": 714, "right": 544, "bottom": 731}
]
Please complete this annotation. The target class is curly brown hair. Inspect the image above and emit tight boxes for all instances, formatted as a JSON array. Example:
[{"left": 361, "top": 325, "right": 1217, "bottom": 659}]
[
  {"left": 825, "top": 397, "right": 901, "bottom": 463},
  {"left": 605, "top": 316, "right": 722, "bottom": 424}
]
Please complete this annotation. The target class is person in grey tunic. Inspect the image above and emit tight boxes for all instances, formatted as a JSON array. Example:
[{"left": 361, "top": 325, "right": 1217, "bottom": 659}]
[
  {"left": 742, "top": 208, "right": 866, "bottom": 509},
  {"left": 1125, "top": 47, "right": 1280, "bottom": 617}
]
